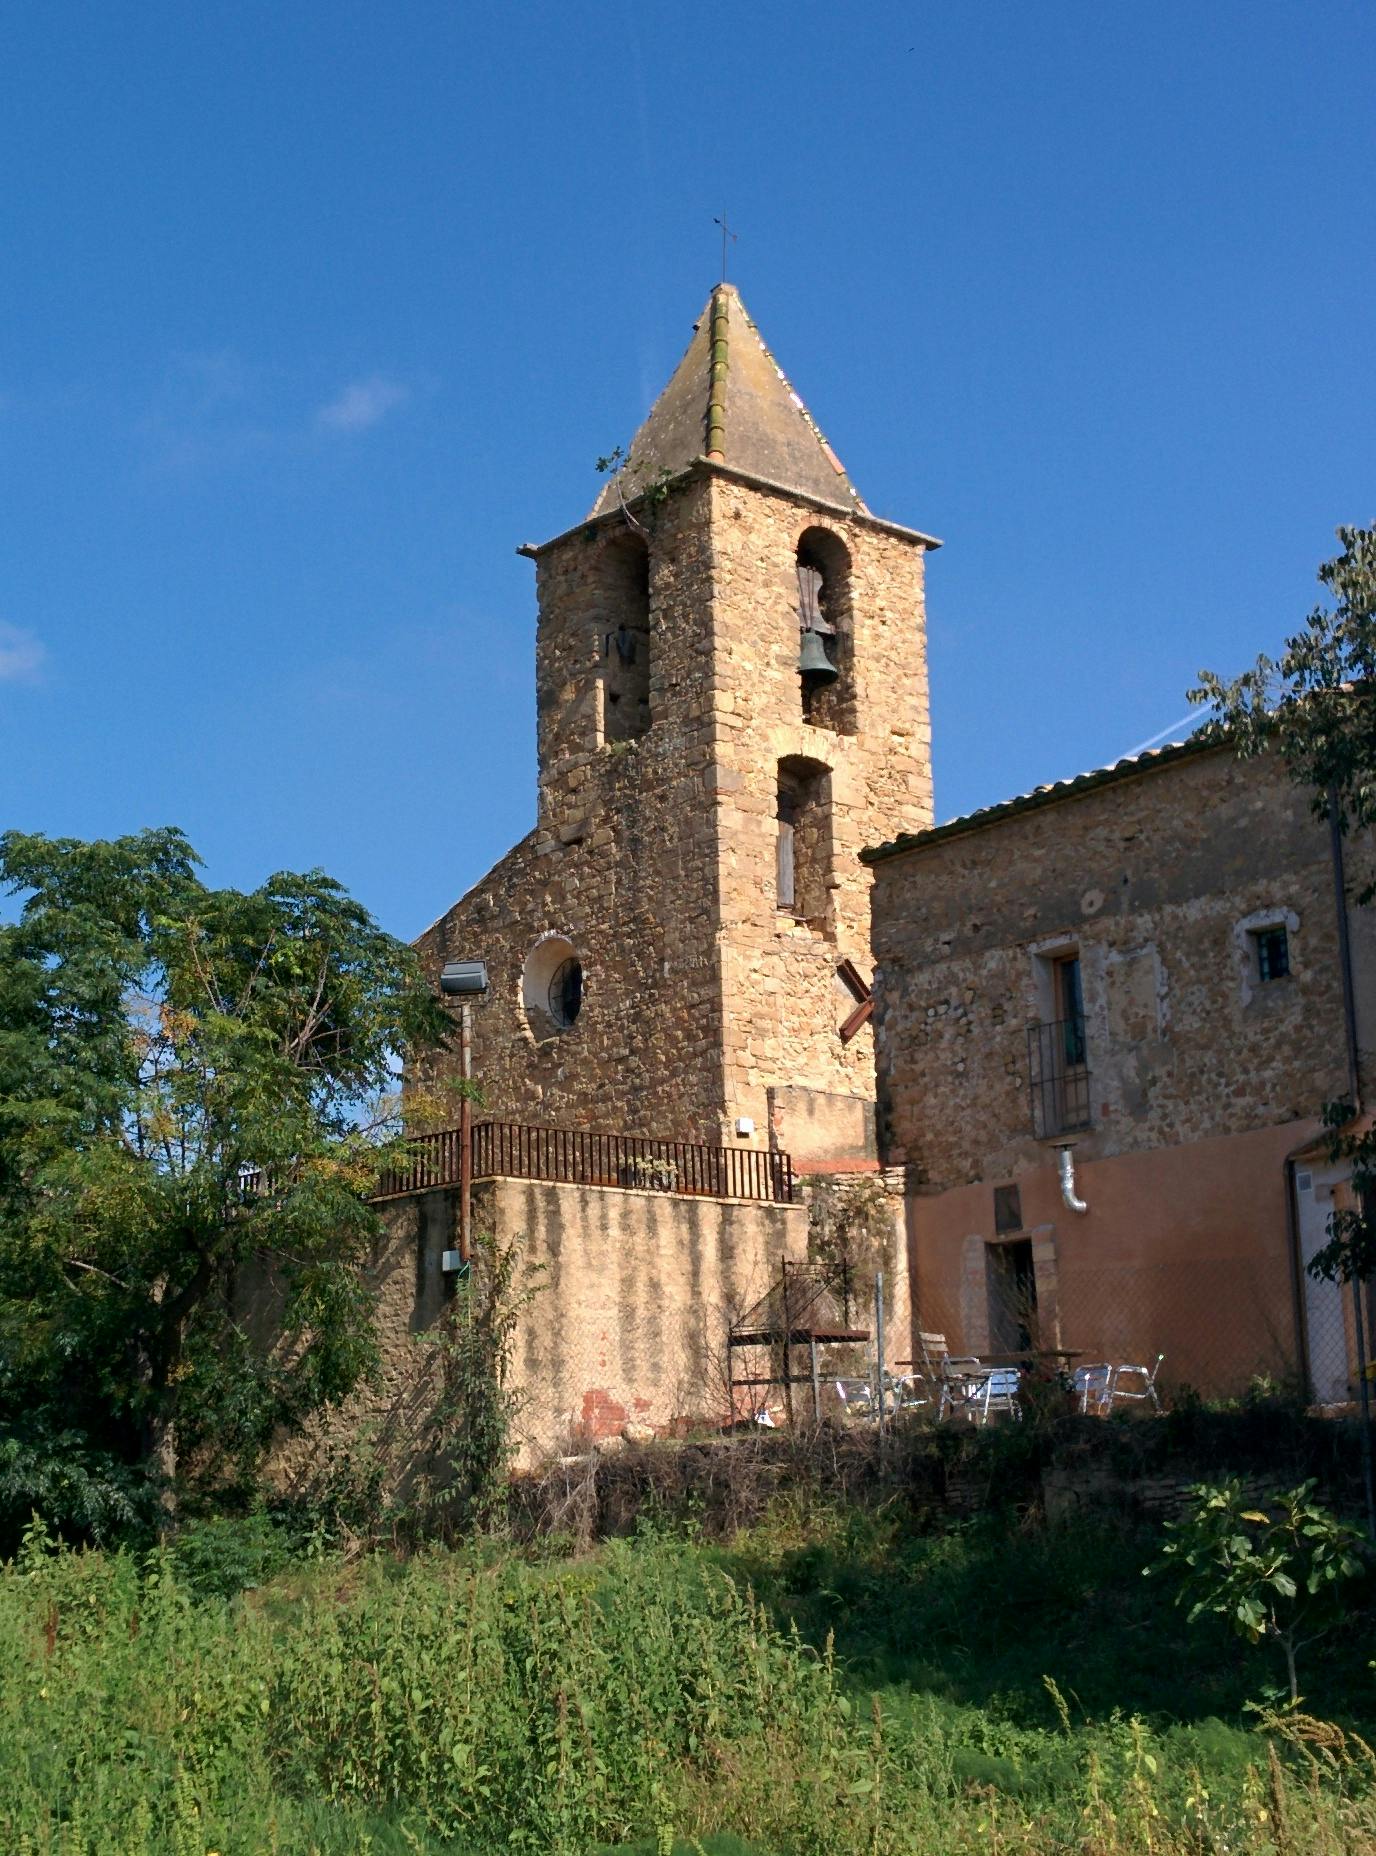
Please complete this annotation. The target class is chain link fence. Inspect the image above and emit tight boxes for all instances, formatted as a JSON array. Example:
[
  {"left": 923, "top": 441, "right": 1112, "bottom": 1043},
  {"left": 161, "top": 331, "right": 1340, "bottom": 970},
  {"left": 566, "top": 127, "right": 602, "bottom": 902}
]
[{"left": 900, "top": 1246, "right": 1376, "bottom": 1424}]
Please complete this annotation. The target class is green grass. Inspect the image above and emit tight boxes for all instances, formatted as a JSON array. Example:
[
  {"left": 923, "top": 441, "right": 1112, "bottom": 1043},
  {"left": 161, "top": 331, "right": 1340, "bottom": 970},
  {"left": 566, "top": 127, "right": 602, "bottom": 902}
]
[
  {"left": 713, "top": 1499, "right": 1375, "bottom": 1727},
  {"left": 2, "top": 1504, "right": 1374, "bottom": 1854}
]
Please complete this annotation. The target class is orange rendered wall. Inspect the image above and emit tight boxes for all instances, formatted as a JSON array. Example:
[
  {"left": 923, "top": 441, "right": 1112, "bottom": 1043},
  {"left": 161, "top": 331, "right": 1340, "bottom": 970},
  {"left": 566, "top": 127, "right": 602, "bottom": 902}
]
[{"left": 905, "top": 1120, "right": 1310, "bottom": 1397}]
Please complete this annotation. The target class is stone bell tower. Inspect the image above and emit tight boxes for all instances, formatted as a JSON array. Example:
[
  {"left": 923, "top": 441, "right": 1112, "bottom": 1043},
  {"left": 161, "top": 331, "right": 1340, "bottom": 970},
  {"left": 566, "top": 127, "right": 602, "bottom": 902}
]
[{"left": 417, "top": 284, "right": 937, "bottom": 1165}]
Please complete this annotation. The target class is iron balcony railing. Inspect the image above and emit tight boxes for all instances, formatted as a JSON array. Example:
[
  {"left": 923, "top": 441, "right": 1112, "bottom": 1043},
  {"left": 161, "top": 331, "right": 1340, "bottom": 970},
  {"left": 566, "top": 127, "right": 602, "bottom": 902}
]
[
  {"left": 1027, "top": 1016, "right": 1091, "bottom": 1139},
  {"left": 375, "top": 1120, "right": 797, "bottom": 1206}
]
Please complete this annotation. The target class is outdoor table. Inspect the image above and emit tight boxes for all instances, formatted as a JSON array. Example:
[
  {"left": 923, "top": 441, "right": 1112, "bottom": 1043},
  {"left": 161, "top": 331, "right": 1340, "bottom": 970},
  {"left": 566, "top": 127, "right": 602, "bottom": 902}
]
[
  {"left": 979, "top": 1349, "right": 1085, "bottom": 1367},
  {"left": 894, "top": 1350, "right": 1086, "bottom": 1367}
]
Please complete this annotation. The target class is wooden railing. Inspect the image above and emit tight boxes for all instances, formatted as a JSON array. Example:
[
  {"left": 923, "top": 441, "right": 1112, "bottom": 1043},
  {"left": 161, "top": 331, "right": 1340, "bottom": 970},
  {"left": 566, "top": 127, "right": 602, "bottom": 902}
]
[{"left": 374, "top": 1120, "right": 795, "bottom": 1205}]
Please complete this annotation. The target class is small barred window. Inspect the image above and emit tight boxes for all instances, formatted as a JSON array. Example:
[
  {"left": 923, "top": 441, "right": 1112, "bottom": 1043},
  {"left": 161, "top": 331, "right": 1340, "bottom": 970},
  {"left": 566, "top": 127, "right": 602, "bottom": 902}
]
[{"left": 1254, "top": 925, "right": 1290, "bottom": 983}]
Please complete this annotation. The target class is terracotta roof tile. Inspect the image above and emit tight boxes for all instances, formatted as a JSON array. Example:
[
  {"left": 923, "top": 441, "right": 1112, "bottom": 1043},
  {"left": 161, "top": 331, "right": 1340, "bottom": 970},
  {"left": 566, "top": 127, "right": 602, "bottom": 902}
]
[{"left": 861, "top": 734, "right": 1221, "bottom": 864}]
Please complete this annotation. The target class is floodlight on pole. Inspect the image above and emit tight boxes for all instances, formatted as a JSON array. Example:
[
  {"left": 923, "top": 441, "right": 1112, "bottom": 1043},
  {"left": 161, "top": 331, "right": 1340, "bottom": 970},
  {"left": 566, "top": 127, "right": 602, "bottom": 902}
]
[{"left": 439, "top": 960, "right": 489, "bottom": 997}]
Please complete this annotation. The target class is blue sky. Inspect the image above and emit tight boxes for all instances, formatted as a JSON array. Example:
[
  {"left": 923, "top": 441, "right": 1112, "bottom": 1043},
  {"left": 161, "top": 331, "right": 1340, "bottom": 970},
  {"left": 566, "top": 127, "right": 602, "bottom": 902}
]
[{"left": 3, "top": 1, "right": 1373, "bottom": 940}]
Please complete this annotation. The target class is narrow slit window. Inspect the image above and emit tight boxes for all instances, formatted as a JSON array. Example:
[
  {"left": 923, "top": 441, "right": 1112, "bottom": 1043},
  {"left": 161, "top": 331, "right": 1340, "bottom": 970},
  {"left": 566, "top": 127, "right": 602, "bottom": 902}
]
[
  {"left": 776, "top": 791, "right": 797, "bottom": 912},
  {"left": 776, "top": 756, "right": 835, "bottom": 937}
]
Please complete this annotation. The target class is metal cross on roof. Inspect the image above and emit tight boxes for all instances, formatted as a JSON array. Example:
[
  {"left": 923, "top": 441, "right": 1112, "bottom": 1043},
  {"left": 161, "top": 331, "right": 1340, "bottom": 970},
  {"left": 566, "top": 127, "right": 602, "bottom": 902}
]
[{"left": 713, "top": 212, "right": 737, "bottom": 283}]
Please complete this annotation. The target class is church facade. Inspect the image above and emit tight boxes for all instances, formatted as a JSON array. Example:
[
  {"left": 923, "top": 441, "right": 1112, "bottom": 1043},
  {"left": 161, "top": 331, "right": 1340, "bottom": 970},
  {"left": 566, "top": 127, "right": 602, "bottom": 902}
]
[
  {"left": 415, "top": 284, "right": 938, "bottom": 1172},
  {"left": 268, "top": 287, "right": 1372, "bottom": 1473}
]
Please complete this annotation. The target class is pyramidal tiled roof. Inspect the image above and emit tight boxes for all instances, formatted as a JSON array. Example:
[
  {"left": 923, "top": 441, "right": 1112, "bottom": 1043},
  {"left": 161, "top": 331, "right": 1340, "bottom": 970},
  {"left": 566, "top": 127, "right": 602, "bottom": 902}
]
[{"left": 588, "top": 284, "right": 869, "bottom": 520}]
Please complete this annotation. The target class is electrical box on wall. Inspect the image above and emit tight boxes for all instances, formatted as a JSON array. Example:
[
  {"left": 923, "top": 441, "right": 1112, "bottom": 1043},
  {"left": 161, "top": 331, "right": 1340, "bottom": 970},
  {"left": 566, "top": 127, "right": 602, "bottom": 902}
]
[{"left": 735, "top": 1117, "right": 755, "bottom": 1138}]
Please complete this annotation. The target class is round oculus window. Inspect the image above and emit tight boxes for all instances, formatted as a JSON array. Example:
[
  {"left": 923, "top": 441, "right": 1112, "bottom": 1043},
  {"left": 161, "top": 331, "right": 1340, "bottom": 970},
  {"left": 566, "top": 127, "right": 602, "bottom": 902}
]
[{"left": 548, "top": 956, "right": 583, "bottom": 1030}]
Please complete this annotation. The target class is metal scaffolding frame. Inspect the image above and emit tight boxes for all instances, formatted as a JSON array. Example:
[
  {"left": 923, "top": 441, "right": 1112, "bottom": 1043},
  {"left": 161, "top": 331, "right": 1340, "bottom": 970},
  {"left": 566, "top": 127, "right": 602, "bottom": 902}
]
[{"left": 727, "top": 1257, "right": 870, "bottom": 1425}]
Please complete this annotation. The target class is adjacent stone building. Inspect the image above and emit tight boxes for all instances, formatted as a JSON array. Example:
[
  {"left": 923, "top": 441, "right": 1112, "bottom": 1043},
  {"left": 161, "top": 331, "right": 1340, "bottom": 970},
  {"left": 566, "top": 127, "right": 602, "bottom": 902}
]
[
  {"left": 863, "top": 739, "right": 1376, "bottom": 1401},
  {"left": 416, "top": 284, "right": 938, "bottom": 1172}
]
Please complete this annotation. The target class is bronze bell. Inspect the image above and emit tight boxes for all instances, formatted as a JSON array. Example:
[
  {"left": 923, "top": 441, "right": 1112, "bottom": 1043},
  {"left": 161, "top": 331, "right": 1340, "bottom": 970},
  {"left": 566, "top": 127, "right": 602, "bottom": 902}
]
[{"left": 799, "top": 628, "right": 839, "bottom": 682}]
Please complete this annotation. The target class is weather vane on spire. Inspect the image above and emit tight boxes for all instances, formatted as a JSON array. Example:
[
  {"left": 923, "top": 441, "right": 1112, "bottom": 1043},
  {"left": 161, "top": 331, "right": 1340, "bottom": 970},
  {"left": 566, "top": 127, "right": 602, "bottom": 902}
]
[{"left": 714, "top": 212, "right": 737, "bottom": 284}]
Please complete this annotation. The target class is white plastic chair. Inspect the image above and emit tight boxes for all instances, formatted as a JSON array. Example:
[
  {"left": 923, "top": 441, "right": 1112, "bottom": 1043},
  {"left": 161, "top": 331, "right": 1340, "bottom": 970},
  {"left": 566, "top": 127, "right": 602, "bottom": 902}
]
[
  {"left": 889, "top": 1372, "right": 929, "bottom": 1412},
  {"left": 1104, "top": 1353, "right": 1163, "bottom": 1413}
]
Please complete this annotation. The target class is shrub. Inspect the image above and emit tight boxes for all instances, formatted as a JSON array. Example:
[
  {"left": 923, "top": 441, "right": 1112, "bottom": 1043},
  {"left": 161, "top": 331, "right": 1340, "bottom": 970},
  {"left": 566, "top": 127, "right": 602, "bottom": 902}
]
[
  {"left": 1151, "top": 1478, "right": 1366, "bottom": 1703},
  {"left": 166, "top": 1511, "right": 291, "bottom": 1598}
]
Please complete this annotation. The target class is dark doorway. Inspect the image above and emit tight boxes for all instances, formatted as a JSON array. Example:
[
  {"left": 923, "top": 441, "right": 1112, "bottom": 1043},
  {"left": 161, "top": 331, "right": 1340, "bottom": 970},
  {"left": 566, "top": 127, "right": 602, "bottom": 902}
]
[{"left": 987, "top": 1238, "right": 1038, "bottom": 1353}]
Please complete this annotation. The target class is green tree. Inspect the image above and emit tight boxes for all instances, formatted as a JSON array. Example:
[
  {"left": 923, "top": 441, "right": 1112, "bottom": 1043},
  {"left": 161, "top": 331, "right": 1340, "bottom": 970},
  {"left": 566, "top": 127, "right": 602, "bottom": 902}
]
[
  {"left": 1194, "top": 521, "right": 1376, "bottom": 1281},
  {"left": 420, "top": 1230, "right": 541, "bottom": 1535},
  {"left": 1152, "top": 1479, "right": 1365, "bottom": 1704},
  {"left": 1192, "top": 522, "right": 1376, "bottom": 841},
  {"left": 0, "top": 828, "right": 451, "bottom": 1529}
]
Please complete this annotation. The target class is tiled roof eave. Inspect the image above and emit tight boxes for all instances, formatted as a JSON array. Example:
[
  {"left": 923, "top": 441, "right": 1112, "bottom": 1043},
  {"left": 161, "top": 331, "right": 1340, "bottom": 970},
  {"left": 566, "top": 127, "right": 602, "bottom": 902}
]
[
  {"left": 520, "top": 457, "right": 941, "bottom": 560},
  {"left": 861, "top": 734, "right": 1227, "bottom": 865}
]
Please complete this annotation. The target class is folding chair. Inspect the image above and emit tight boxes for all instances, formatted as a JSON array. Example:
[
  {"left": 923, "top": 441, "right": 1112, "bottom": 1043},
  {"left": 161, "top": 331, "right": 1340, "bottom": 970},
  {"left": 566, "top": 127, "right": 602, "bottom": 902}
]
[
  {"left": 937, "top": 1355, "right": 988, "bottom": 1422},
  {"left": 909, "top": 1331, "right": 955, "bottom": 1413},
  {"left": 835, "top": 1376, "right": 876, "bottom": 1418},
  {"left": 976, "top": 1367, "right": 1022, "bottom": 1425},
  {"left": 1104, "top": 1353, "right": 1163, "bottom": 1413},
  {"left": 1072, "top": 1362, "right": 1113, "bottom": 1416}
]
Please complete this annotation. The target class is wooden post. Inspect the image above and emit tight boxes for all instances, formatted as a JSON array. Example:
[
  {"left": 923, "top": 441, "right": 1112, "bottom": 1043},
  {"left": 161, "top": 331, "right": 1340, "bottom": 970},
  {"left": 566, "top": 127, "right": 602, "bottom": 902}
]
[
  {"left": 810, "top": 1335, "right": 822, "bottom": 1423},
  {"left": 874, "top": 1271, "right": 886, "bottom": 1434}
]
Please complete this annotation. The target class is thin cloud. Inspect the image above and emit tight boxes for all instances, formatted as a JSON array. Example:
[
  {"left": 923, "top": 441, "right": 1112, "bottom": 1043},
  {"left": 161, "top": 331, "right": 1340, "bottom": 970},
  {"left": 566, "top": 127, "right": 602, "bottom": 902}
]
[
  {"left": 0, "top": 622, "right": 45, "bottom": 684},
  {"left": 316, "top": 376, "right": 409, "bottom": 434},
  {"left": 136, "top": 350, "right": 275, "bottom": 476}
]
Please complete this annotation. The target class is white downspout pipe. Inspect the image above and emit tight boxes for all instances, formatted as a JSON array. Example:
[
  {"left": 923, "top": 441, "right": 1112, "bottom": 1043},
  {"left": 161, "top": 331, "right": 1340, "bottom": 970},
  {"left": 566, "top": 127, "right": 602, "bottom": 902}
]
[{"left": 1057, "top": 1144, "right": 1088, "bottom": 1215}]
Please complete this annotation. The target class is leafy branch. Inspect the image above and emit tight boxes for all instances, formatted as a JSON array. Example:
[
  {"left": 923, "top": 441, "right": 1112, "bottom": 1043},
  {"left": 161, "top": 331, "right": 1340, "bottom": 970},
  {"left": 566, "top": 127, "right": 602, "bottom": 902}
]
[{"left": 1150, "top": 1479, "right": 1365, "bottom": 1704}]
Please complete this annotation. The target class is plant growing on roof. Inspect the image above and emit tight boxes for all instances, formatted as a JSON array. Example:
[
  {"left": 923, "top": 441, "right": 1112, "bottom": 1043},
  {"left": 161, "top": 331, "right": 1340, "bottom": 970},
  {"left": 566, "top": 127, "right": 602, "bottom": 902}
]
[
  {"left": 626, "top": 1154, "right": 679, "bottom": 1191},
  {"left": 595, "top": 444, "right": 676, "bottom": 534},
  {"left": 1150, "top": 1478, "right": 1365, "bottom": 1704}
]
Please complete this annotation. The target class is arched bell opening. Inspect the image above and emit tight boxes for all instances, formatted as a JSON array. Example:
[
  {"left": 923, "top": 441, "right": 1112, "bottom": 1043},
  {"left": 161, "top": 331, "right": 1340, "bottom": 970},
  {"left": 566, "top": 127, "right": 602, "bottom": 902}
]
[
  {"left": 597, "top": 531, "right": 652, "bottom": 743},
  {"left": 776, "top": 755, "right": 836, "bottom": 941},
  {"left": 796, "top": 527, "right": 856, "bottom": 735}
]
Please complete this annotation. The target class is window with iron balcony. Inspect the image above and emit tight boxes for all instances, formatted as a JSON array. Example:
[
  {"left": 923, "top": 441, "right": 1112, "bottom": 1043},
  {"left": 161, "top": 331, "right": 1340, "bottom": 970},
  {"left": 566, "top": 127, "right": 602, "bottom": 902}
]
[{"left": 1027, "top": 954, "right": 1091, "bottom": 1139}]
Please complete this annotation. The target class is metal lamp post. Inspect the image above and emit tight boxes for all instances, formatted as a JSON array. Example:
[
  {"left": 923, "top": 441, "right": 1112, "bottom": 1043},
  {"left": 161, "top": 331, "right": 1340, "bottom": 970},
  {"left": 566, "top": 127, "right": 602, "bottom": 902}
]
[{"left": 439, "top": 960, "right": 489, "bottom": 1266}]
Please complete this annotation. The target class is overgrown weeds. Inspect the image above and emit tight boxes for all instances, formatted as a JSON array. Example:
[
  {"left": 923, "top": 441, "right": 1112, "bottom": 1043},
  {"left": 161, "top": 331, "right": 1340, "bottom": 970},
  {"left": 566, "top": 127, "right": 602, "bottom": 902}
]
[{"left": 4, "top": 1504, "right": 1376, "bottom": 1854}]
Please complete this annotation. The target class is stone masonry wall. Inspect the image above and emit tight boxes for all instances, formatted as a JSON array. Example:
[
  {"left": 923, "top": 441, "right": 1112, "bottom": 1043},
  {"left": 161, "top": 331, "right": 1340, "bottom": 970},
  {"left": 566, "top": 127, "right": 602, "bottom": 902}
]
[
  {"left": 414, "top": 481, "right": 726, "bottom": 1142},
  {"left": 495, "top": 1176, "right": 808, "bottom": 1455},
  {"left": 870, "top": 744, "right": 1376, "bottom": 1188},
  {"left": 415, "top": 466, "right": 936, "bottom": 1163},
  {"left": 705, "top": 474, "right": 934, "bottom": 1150},
  {"left": 261, "top": 1178, "right": 810, "bottom": 1497},
  {"left": 866, "top": 745, "right": 1376, "bottom": 1400}
]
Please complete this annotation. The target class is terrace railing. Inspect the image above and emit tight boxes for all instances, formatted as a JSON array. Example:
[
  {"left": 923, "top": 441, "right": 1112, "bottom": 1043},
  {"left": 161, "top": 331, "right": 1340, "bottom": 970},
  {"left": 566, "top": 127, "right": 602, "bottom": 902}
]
[{"left": 374, "top": 1120, "right": 796, "bottom": 1206}]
